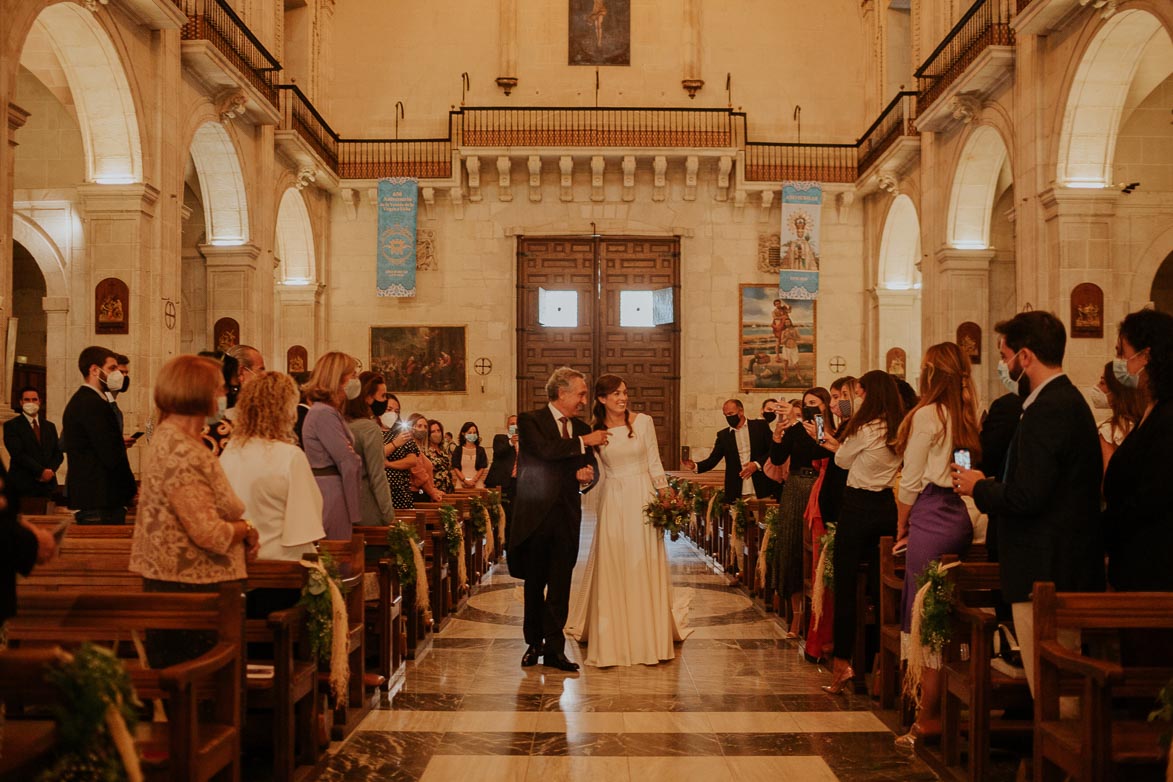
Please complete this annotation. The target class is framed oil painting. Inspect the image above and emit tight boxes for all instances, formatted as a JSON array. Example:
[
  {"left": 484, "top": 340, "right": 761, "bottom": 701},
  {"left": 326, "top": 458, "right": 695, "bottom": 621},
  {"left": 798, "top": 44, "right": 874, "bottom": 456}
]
[
  {"left": 214, "top": 317, "right": 240, "bottom": 353},
  {"left": 371, "top": 326, "right": 467, "bottom": 394},
  {"left": 569, "top": 0, "right": 630, "bottom": 66},
  {"left": 1070, "top": 282, "right": 1104, "bottom": 339},
  {"left": 95, "top": 278, "right": 129, "bottom": 335},
  {"left": 739, "top": 285, "right": 816, "bottom": 393},
  {"left": 956, "top": 321, "right": 982, "bottom": 365}
]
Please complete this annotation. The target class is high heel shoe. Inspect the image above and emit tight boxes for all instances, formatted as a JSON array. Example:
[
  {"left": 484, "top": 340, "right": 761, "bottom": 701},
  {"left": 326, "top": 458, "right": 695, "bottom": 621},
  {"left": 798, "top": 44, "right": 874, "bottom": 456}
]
[
  {"left": 785, "top": 611, "right": 804, "bottom": 640},
  {"left": 821, "top": 664, "right": 854, "bottom": 695}
]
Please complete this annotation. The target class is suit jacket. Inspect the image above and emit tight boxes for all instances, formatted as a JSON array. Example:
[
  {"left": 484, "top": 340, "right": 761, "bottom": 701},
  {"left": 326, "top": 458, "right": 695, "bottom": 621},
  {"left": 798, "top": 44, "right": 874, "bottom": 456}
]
[
  {"left": 0, "top": 460, "right": 38, "bottom": 623},
  {"left": 3, "top": 414, "right": 64, "bottom": 498},
  {"left": 62, "top": 385, "right": 137, "bottom": 511},
  {"left": 976, "top": 391, "right": 1023, "bottom": 563},
  {"left": 508, "top": 407, "right": 597, "bottom": 579},
  {"left": 972, "top": 375, "right": 1103, "bottom": 603},
  {"left": 695, "top": 419, "right": 781, "bottom": 500},
  {"left": 1103, "top": 398, "right": 1173, "bottom": 591},
  {"left": 485, "top": 433, "right": 518, "bottom": 495}
]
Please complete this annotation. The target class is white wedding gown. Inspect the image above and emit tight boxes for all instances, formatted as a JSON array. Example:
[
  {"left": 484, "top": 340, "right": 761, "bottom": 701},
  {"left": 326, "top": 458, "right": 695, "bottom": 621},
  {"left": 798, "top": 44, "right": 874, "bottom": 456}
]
[{"left": 566, "top": 413, "right": 691, "bottom": 666}]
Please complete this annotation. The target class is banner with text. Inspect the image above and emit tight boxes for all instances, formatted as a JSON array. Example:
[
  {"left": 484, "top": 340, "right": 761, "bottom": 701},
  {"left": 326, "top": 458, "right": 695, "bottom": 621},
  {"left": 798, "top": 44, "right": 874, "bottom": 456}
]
[
  {"left": 377, "top": 178, "right": 418, "bottom": 297},
  {"left": 778, "top": 181, "right": 822, "bottom": 299}
]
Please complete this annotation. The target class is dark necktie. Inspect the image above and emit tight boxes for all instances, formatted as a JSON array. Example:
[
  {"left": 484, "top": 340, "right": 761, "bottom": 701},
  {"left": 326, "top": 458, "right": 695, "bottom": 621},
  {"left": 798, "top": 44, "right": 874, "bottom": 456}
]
[
  {"left": 560, "top": 416, "right": 571, "bottom": 439},
  {"left": 31, "top": 417, "right": 40, "bottom": 443}
]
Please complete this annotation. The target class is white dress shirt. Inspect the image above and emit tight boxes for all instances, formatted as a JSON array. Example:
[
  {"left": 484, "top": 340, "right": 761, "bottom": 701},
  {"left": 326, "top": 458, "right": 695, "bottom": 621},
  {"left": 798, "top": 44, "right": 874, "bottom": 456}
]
[
  {"left": 732, "top": 423, "right": 754, "bottom": 496},
  {"left": 547, "top": 403, "right": 585, "bottom": 453},
  {"left": 835, "top": 420, "right": 901, "bottom": 490},
  {"left": 897, "top": 405, "right": 955, "bottom": 506}
]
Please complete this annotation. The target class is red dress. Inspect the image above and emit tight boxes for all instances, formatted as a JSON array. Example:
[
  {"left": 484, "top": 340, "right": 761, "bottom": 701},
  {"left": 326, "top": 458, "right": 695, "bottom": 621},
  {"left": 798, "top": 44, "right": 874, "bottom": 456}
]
[{"left": 804, "top": 457, "right": 834, "bottom": 660}]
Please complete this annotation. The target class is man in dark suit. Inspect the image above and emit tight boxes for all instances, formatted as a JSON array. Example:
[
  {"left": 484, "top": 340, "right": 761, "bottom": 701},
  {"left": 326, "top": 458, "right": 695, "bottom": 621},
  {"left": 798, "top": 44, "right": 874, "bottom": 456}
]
[
  {"left": 1, "top": 467, "right": 57, "bottom": 627},
  {"left": 508, "top": 368, "right": 607, "bottom": 671},
  {"left": 955, "top": 311, "right": 1102, "bottom": 695},
  {"left": 684, "top": 399, "right": 782, "bottom": 500},
  {"left": 485, "top": 414, "right": 519, "bottom": 536},
  {"left": 62, "top": 346, "right": 138, "bottom": 524},
  {"left": 3, "top": 386, "right": 64, "bottom": 506}
]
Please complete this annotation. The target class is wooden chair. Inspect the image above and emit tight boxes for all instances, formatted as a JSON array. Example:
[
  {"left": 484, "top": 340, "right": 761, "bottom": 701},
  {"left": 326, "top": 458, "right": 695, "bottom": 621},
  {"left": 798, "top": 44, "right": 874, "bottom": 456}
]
[{"left": 1032, "top": 583, "right": 1173, "bottom": 782}]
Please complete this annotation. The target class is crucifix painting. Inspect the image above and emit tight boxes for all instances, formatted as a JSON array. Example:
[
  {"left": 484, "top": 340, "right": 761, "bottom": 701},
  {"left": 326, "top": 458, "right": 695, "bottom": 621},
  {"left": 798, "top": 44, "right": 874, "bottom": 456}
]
[{"left": 569, "top": 0, "right": 630, "bottom": 66}]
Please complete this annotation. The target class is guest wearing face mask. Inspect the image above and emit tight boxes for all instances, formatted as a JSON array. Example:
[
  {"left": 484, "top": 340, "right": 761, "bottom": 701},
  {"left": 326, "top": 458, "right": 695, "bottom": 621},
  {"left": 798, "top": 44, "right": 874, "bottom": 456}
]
[
  {"left": 486, "top": 414, "right": 520, "bottom": 511},
  {"left": 425, "top": 420, "right": 455, "bottom": 494},
  {"left": 683, "top": 400, "right": 780, "bottom": 501},
  {"left": 817, "top": 376, "right": 860, "bottom": 531},
  {"left": 344, "top": 372, "right": 396, "bottom": 525},
  {"left": 382, "top": 398, "right": 420, "bottom": 509},
  {"left": 62, "top": 346, "right": 138, "bottom": 524},
  {"left": 1104, "top": 308, "right": 1173, "bottom": 593},
  {"left": 3, "top": 387, "right": 64, "bottom": 512},
  {"left": 300, "top": 352, "right": 364, "bottom": 539},
  {"left": 108, "top": 353, "right": 135, "bottom": 446},
  {"left": 1091, "top": 359, "right": 1145, "bottom": 475},
  {"left": 196, "top": 350, "right": 239, "bottom": 455},
  {"left": 452, "top": 422, "right": 489, "bottom": 490},
  {"left": 407, "top": 413, "right": 444, "bottom": 504}
]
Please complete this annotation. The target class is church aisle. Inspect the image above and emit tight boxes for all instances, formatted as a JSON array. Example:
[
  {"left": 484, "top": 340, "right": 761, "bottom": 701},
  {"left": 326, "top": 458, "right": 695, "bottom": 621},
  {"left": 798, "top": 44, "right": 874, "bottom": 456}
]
[{"left": 311, "top": 516, "right": 939, "bottom": 781}]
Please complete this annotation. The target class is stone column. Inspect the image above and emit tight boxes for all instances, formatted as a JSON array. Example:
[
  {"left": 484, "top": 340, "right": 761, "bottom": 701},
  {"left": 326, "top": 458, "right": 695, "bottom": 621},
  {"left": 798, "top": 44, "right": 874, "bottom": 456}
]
[
  {"left": 935, "top": 248, "right": 994, "bottom": 396},
  {"left": 874, "top": 287, "right": 922, "bottom": 380},
  {"left": 681, "top": 0, "right": 703, "bottom": 98},
  {"left": 41, "top": 296, "right": 70, "bottom": 427},
  {"left": 496, "top": 0, "right": 519, "bottom": 95},
  {"left": 276, "top": 282, "right": 325, "bottom": 370},
  {"left": 0, "top": 104, "right": 32, "bottom": 421},
  {"left": 200, "top": 242, "right": 262, "bottom": 347}
]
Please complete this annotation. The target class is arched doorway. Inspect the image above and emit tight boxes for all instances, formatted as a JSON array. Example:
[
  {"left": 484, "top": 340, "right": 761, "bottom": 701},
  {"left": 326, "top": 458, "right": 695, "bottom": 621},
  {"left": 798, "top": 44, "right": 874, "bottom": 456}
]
[
  {"left": 274, "top": 188, "right": 319, "bottom": 369},
  {"left": 876, "top": 194, "right": 922, "bottom": 386},
  {"left": 1152, "top": 251, "right": 1173, "bottom": 313},
  {"left": 10, "top": 241, "right": 48, "bottom": 412}
]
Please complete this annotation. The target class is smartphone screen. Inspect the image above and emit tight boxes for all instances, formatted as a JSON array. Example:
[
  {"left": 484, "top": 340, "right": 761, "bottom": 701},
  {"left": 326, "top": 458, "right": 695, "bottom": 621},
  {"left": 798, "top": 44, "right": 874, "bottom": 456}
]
[
  {"left": 815, "top": 414, "right": 825, "bottom": 443},
  {"left": 953, "top": 448, "right": 972, "bottom": 471}
]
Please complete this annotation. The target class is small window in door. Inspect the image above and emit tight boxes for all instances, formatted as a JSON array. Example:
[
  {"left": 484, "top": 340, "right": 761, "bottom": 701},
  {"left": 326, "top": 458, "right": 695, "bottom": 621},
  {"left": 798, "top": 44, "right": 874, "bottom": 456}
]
[
  {"left": 620, "top": 288, "right": 675, "bottom": 328},
  {"left": 538, "top": 288, "right": 578, "bottom": 328}
]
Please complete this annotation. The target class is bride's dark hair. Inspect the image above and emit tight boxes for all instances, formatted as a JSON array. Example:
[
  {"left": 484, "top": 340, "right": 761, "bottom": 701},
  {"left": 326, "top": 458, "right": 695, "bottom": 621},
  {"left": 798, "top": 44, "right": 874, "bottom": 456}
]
[{"left": 591, "top": 373, "right": 635, "bottom": 439}]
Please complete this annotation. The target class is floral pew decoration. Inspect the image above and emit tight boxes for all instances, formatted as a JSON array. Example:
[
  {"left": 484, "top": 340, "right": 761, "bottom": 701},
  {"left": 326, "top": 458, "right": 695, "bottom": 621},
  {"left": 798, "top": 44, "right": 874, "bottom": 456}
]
[
  {"left": 299, "top": 552, "right": 350, "bottom": 703},
  {"left": 386, "top": 521, "right": 432, "bottom": 627}
]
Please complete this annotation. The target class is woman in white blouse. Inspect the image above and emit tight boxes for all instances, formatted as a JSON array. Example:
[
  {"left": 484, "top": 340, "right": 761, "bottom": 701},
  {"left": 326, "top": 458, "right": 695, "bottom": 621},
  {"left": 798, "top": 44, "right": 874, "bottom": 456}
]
[
  {"left": 221, "top": 371, "right": 325, "bottom": 561},
  {"left": 813, "top": 370, "right": 906, "bottom": 695},
  {"left": 891, "top": 343, "right": 982, "bottom": 746}
]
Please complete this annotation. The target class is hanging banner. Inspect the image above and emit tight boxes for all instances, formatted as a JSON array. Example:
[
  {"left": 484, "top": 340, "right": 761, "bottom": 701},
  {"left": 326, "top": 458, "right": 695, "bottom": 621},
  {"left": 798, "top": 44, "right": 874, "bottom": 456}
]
[
  {"left": 377, "top": 178, "right": 418, "bottom": 297},
  {"left": 779, "top": 181, "right": 822, "bottom": 298}
]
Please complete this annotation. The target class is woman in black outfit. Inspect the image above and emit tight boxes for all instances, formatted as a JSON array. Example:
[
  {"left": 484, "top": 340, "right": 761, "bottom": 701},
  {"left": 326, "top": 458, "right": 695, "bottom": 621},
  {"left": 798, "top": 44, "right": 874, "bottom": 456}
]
[
  {"left": 817, "top": 370, "right": 905, "bottom": 694},
  {"left": 768, "top": 387, "right": 833, "bottom": 638}
]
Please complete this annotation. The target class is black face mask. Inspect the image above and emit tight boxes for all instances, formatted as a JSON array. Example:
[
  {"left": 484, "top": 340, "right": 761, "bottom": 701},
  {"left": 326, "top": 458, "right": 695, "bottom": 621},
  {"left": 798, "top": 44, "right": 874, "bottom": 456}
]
[
  {"left": 370, "top": 398, "right": 388, "bottom": 417},
  {"left": 724, "top": 413, "right": 741, "bottom": 428},
  {"left": 802, "top": 405, "right": 821, "bottom": 422},
  {"left": 762, "top": 411, "right": 776, "bottom": 424},
  {"left": 226, "top": 385, "right": 240, "bottom": 409},
  {"left": 120, "top": 375, "right": 130, "bottom": 393}
]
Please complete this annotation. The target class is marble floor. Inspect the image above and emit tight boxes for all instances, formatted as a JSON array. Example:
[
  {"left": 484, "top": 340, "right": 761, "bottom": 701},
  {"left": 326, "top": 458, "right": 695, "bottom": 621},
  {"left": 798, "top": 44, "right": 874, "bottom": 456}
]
[{"left": 311, "top": 517, "right": 940, "bottom": 781}]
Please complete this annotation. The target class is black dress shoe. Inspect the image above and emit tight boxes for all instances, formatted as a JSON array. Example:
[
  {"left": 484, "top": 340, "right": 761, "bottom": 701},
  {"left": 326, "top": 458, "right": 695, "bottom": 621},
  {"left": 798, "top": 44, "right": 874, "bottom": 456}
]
[
  {"left": 543, "top": 653, "right": 580, "bottom": 672},
  {"left": 521, "top": 644, "right": 543, "bottom": 667}
]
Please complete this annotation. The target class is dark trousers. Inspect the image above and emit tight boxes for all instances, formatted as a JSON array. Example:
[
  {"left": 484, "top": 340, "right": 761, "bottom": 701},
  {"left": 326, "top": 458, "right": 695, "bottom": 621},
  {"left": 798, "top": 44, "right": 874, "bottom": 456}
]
[
  {"left": 75, "top": 507, "right": 127, "bottom": 525},
  {"left": 832, "top": 486, "right": 896, "bottom": 661},
  {"left": 521, "top": 520, "right": 576, "bottom": 655}
]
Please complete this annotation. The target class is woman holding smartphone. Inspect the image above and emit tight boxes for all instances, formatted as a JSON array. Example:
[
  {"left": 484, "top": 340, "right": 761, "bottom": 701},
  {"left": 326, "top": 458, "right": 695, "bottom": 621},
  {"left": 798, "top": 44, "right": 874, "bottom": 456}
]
[
  {"left": 768, "top": 387, "right": 834, "bottom": 639},
  {"left": 817, "top": 370, "right": 905, "bottom": 694},
  {"left": 892, "top": 343, "right": 981, "bottom": 745}
]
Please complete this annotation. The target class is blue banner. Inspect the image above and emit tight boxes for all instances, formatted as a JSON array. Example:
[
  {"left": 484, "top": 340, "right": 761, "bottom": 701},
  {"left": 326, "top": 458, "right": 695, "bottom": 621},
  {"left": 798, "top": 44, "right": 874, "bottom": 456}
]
[
  {"left": 778, "top": 270, "right": 819, "bottom": 300},
  {"left": 377, "top": 178, "right": 418, "bottom": 297}
]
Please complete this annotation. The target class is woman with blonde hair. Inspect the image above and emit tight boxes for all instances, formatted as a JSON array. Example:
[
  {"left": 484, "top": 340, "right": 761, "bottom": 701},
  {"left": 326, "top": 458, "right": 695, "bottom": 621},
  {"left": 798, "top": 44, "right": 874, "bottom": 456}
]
[
  {"left": 129, "top": 354, "right": 259, "bottom": 666},
  {"left": 221, "top": 372, "right": 325, "bottom": 561},
  {"left": 891, "top": 342, "right": 982, "bottom": 746},
  {"left": 300, "top": 352, "right": 363, "bottom": 539}
]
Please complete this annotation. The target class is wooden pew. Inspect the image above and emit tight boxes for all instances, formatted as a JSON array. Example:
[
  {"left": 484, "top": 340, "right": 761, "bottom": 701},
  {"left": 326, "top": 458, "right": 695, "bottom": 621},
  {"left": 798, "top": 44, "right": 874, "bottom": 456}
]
[
  {"left": 1032, "top": 583, "right": 1173, "bottom": 782},
  {"left": 353, "top": 524, "right": 409, "bottom": 671},
  {"left": 3, "top": 587, "right": 244, "bottom": 782},
  {"left": 410, "top": 508, "right": 452, "bottom": 630},
  {"left": 876, "top": 535, "right": 907, "bottom": 713},
  {"left": 318, "top": 535, "right": 373, "bottom": 740}
]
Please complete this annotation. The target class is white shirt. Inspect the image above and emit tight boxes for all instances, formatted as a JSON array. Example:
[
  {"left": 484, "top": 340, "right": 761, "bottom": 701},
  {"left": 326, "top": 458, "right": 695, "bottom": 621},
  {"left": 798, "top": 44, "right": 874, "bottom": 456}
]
[
  {"left": 835, "top": 420, "right": 902, "bottom": 490},
  {"left": 220, "top": 438, "right": 325, "bottom": 561},
  {"left": 547, "top": 403, "right": 586, "bottom": 453},
  {"left": 732, "top": 423, "right": 754, "bottom": 496},
  {"left": 898, "top": 405, "right": 955, "bottom": 506}
]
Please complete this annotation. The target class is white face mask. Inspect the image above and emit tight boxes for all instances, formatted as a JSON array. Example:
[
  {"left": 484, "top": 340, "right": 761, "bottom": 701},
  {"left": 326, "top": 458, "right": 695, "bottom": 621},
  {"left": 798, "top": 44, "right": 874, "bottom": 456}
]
[
  {"left": 1088, "top": 386, "right": 1110, "bottom": 410},
  {"left": 344, "top": 377, "right": 361, "bottom": 400},
  {"left": 103, "top": 369, "right": 125, "bottom": 392},
  {"left": 22, "top": 402, "right": 39, "bottom": 418},
  {"left": 380, "top": 410, "right": 399, "bottom": 429}
]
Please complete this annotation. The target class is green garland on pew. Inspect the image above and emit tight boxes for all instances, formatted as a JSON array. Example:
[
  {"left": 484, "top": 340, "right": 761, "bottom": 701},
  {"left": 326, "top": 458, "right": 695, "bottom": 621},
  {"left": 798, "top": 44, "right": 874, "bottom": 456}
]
[
  {"left": 1149, "top": 676, "right": 1173, "bottom": 750},
  {"left": 37, "top": 643, "right": 141, "bottom": 782},
  {"left": 468, "top": 497, "right": 489, "bottom": 537},
  {"left": 762, "top": 506, "right": 782, "bottom": 566},
  {"left": 730, "top": 497, "right": 749, "bottom": 537},
  {"left": 386, "top": 520, "right": 420, "bottom": 585},
  {"left": 915, "top": 560, "right": 955, "bottom": 652},
  {"left": 819, "top": 524, "right": 836, "bottom": 588},
  {"left": 485, "top": 489, "right": 505, "bottom": 540},
  {"left": 298, "top": 551, "right": 341, "bottom": 665},
  {"left": 439, "top": 504, "right": 462, "bottom": 559}
]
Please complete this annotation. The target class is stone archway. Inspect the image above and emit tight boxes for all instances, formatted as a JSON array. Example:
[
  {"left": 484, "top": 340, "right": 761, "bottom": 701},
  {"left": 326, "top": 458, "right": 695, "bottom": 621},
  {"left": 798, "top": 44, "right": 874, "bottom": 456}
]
[
  {"left": 946, "top": 125, "right": 1010, "bottom": 250},
  {"left": 876, "top": 194, "right": 922, "bottom": 384},
  {"left": 275, "top": 188, "right": 316, "bottom": 283},
  {"left": 10, "top": 213, "right": 69, "bottom": 421},
  {"left": 1056, "top": 9, "right": 1171, "bottom": 187},
  {"left": 189, "top": 121, "right": 250, "bottom": 245}
]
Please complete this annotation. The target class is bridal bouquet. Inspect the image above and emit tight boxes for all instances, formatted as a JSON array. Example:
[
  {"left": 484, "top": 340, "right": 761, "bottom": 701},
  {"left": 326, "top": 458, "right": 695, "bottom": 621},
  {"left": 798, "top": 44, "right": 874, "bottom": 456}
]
[{"left": 643, "top": 486, "right": 691, "bottom": 540}]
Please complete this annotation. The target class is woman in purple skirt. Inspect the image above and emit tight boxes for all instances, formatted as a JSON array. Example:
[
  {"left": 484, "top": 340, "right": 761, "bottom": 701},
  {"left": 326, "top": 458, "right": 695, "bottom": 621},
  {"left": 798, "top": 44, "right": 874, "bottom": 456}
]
[{"left": 893, "top": 342, "right": 982, "bottom": 747}]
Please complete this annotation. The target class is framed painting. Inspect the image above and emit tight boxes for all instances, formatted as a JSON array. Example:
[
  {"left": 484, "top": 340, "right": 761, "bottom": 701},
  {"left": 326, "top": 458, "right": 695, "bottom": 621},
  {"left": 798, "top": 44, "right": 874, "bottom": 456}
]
[
  {"left": 286, "top": 345, "right": 308, "bottom": 374},
  {"left": 95, "top": 278, "right": 129, "bottom": 335},
  {"left": 885, "top": 347, "right": 908, "bottom": 379},
  {"left": 569, "top": 0, "right": 630, "bottom": 66},
  {"left": 739, "top": 285, "right": 816, "bottom": 393},
  {"left": 214, "top": 317, "right": 240, "bottom": 353},
  {"left": 1071, "top": 282, "right": 1104, "bottom": 339},
  {"left": 371, "top": 326, "right": 467, "bottom": 394},
  {"left": 957, "top": 321, "right": 982, "bottom": 365}
]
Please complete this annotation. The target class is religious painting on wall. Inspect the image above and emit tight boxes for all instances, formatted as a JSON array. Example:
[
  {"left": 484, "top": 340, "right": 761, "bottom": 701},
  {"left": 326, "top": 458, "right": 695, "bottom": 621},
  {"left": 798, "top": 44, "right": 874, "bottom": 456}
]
[
  {"left": 739, "top": 284, "right": 816, "bottom": 393},
  {"left": 371, "top": 326, "right": 467, "bottom": 394},
  {"left": 886, "top": 347, "right": 907, "bottom": 379},
  {"left": 956, "top": 321, "right": 982, "bottom": 365},
  {"left": 1070, "top": 282, "right": 1104, "bottom": 339},
  {"left": 568, "top": 0, "right": 630, "bottom": 66},
  {"left": 95, "top": 278, "right": 129, "bottom": 335},
  {"left": 286, "top": 345, "right": 308, "bottom": 374},
  {"left": 214, "top": 317, "right": 240, "bottom": 353}
]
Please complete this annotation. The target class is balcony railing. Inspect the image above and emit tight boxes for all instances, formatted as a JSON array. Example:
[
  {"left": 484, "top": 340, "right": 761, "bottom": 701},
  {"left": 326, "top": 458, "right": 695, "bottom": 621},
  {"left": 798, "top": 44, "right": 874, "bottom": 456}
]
[
  {"left": 1016, "top": 0, "right": 1033, "bottom": 11},
  {"left": 174, "top": 0, "right": 280, "bottom": 104},
  {"left": 278, "top": 85, "right": 339, "bottom": 171},
  {"left": 856, "top": 91, "right": 919, "bottom": 174},
  {"left": 458, "top": 107, "right": 737, "bottom": 148},
  {"left": 744, "top": 142, "right": 858, "bottom": 184},
  {"left": 337, "top": 139, "right": 453, "bottom": 180},
  {"left": 915, "top": 0, "right": 1016, "bottom": 113}
]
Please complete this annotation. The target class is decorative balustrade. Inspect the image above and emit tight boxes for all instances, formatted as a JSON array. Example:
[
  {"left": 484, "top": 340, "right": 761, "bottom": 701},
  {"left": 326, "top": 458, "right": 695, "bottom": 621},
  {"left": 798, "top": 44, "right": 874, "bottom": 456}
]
[
  {"left": 337, "top": 138, "right": 453, "bottom": 180},
  {"left": 278, "top": 85, "right": 339, "bottom": 171},
  {"left": 856, "top": 91, "right": 919, "bottom": 175},
  {"left": 457, "top": 107, "right": 737, "bottom": 148},
  {"left": 915, "top": 0, "right": 1017, "bottom": 113},
  {"left": 744, "top": 142, "right": 858, "bottom": 184},
  {"left": 174, "top": 0, "right": 280, "bottom": 104}
]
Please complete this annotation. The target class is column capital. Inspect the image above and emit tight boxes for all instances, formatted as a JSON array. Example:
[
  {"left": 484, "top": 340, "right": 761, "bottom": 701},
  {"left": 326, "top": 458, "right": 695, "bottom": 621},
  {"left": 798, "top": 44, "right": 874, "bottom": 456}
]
[
  {"left": 276, "top": 281, "right": 325, "bottom": 303},
  {"left": 1038, "top": 186, "right": 1120, "bottom": 220},
  {"left": 76, "top": 182, "right": 160, "bottom": 218},
  {"left": 199, "top": 242, "right": 262, "bottom": 270},
  {"left": 7, "top": 102, "right": 30, "bottom": 134},
  {"left": 935, "top": 247, "right": 995, "bottom": 273},
  {"left": 41, "top": 295, "right": 71, "bottom": 313}
]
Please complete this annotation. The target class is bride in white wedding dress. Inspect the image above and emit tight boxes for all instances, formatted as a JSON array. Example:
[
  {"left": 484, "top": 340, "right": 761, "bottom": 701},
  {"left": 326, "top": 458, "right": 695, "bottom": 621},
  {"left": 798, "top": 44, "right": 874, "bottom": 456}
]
[{"left": 566, "top": 374, "right": 691, "bottom": 667}]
